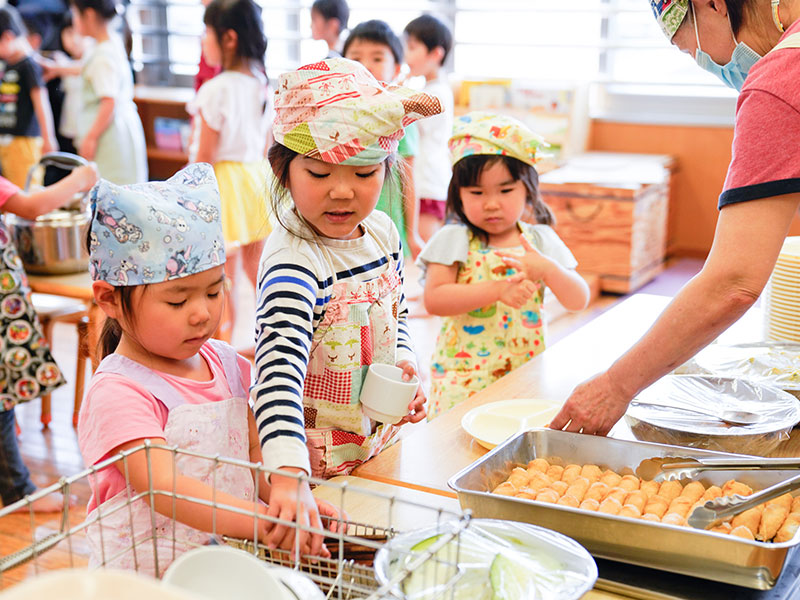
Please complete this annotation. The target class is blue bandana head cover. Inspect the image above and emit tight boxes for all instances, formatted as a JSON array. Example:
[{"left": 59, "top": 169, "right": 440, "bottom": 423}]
[{"left": 88, "top": 163, "right": 226, "bottom": 286}]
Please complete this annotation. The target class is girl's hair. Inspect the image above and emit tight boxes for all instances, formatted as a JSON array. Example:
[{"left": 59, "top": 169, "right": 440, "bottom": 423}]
[
  {"left": 69, "top": 0, "right": 122, "bottom": 20},
  {"left": 446, "top": 154, "right": 555, "bottom": 244},
  {"left": 84, "top": 230, "right": 142, "bottom": 359},
  {"left": 267, "top": 142, "right": 398, "bottom": 239},
  {"left": 0, "top": 6, "right": 26, "bottom": 37},
  {"left": 204, "top": 0, "right": 268, "bottom": 73}
]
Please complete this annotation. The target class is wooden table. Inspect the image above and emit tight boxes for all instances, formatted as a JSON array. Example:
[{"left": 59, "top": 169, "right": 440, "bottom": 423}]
[
  {"left": 27, "top": 271, "right": 103, "bottom": 369},
  {"left": 353, "top": 293, "right": 786, "bottom": 497}
]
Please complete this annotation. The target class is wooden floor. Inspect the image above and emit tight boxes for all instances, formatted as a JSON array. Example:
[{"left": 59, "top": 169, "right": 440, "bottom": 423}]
[{"left": 0, "top": 258, "right": 703, "bottom": 588}]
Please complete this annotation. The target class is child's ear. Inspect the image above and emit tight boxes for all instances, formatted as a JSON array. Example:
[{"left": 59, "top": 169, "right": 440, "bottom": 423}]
[
  {"left": 431, "top": 46, "right": 445, "bottom": 66},
  {"left": 92, "top": 281, "right": 121, "bottom": 320},
  {"left": 392, "top": 63, "right": 401, "bottom": 81},
  {"left": 222, "top": 29, "right": 238, "bottom": 54}
]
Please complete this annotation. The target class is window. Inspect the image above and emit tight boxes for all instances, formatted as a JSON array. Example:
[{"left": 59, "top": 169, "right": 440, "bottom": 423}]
[{"left": 128, "top": 0, "right": 736, "bottom": 124}]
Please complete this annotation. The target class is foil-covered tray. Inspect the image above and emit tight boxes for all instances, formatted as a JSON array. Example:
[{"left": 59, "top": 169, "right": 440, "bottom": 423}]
[{"left": 448, "top": 429, "right": 800, "bottom": 590}]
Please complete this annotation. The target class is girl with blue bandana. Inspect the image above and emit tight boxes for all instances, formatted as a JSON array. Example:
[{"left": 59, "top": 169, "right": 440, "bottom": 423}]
[
  {"left": 78, "top": 164, "right": 338, "bottom": 576},
  {"left": 418, "top": 112, "right": 590, "bottom": 419}
]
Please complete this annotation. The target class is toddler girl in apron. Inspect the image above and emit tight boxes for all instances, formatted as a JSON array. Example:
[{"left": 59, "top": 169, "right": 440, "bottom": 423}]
[
  {"left": 418, "top": 112, "right": 591, "bottom": 419},
  {"left": 252, "top": 58, "right": 441, "bottom": 551},
  {"left": 78, "top": 164, "right": 337, "bottom": 577}
]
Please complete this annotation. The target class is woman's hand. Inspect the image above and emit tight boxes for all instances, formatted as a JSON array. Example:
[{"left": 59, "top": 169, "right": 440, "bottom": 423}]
[
  {"left": 549, "top": 371, "right": 633, "bottom": 436},
  {"left": 79, "top": 135, "right": 98, "bottom": 161},
  {"left": 496, "top": 234, "right": 556, "bottom": 283},
  {"left": 266, "top": 470, "right": 330, "bottom": 559},
  {"left": 497, "top": 272, "right": 537, "bottom": 309},
  {"left": 395, "top": 360, "right": 427, "bottom": 424}
]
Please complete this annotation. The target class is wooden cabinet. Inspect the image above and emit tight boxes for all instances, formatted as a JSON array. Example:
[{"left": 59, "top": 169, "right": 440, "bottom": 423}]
[
  {"left": 133, "top": 85, "right": 193, "bottom": 180},
  {"left": 539, "top": 152, "right": 675, "bottom": 294}
]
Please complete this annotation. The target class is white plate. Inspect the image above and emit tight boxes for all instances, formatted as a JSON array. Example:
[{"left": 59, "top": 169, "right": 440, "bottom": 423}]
[{"left": 461, "top": 398, "right": 562, "bottom": 450}]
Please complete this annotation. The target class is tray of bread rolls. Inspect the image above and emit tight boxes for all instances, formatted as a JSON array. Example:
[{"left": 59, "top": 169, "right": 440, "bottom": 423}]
[{"left": 448, "top": 429, "right": 800, "bottom": 590}]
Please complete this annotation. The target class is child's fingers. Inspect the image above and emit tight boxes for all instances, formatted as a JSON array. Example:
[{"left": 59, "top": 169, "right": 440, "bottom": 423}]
[
  {"left": 506, "top": 272, "right": 526, "bottom": 284},
  {"left": 500, "top": 256, "right": 523, "bottom": 270},
  {"left": 520, "top": 234, "right": 541, "bottom": 254},
  {"left": 397, "top": 361, "right": 417, "bottom": 381},
  {"left": 307, "top": 506, "right": 326, "bottom": 558}
]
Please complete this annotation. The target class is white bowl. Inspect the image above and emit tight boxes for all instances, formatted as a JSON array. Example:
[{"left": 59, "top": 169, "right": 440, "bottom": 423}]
[{"left": 162, "top": 546, "right": 292, "bottom": 600}]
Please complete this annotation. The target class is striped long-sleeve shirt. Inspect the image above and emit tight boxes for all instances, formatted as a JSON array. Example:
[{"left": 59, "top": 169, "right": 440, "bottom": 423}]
[{"left": 252, "top": 210, "right": 416, "bottom": 474}]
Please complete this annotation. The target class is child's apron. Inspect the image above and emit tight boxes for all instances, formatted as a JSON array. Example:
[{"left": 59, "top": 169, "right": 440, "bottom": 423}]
[
  {"left": 304, "top": 225, "right": 403, "bottom": 479},
  {"left": 85, "top": 340, "right": 254, "bottom": 577},
  {"left": 429, "top": 229, "right": 546, "bottom": 419}
]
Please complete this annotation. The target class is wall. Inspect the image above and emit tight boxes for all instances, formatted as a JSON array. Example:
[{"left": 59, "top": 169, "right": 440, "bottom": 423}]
[{"left": 588, "top": 120, "right": 800, "bottom": 258}]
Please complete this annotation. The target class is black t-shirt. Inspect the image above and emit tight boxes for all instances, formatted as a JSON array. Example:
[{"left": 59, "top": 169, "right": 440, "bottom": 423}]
[{"left": 0, "top": 56, "right": 43, "bottom": 137}]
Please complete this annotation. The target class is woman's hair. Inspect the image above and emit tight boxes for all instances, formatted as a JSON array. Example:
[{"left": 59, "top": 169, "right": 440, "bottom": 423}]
[
  {"left": 204, "top": 0, "right": 267, "bottom": 72},
  {"left": 446, "top": 154, "right": 555, "bottom": 244},
  {"left": 69, "top": 0, "right": 122, "bottom": 20},
  {"left": 727, "top": 0, "right": 759, "bottom": 36},
  {"left": 0, "top": 6, "right": 26, "bottom": 37},
  {"left": 267, "top": 142, "right": 398, "bottom": 239}
]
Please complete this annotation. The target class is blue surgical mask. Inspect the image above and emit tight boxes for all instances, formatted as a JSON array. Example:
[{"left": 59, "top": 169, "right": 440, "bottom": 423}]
[{"left": 692, "top": 4, "right": 761, "bottom": 91}]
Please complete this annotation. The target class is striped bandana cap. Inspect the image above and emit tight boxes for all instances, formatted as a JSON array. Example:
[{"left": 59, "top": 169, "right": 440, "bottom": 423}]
[
  {"left": 273, "top": 57, "right": 443, "bottom": 165},
  {"left": 650, "top": 0, "right": 689, "bottom": 40}
]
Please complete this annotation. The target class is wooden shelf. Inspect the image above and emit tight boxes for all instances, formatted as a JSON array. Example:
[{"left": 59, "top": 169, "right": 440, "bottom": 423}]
[{"left": 147, "top": 146, "right": 188, "bottom": 163}]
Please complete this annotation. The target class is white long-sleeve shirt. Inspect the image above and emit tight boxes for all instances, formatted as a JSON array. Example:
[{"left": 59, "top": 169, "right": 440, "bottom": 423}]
[{"left": 252, "top": 209, "right": 415, "bottom": 474}]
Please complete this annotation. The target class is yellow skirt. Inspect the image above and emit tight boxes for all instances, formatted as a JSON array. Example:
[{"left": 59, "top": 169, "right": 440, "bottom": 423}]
[{"left": 213, "top": 160, "right": 271, "bottom": 246}]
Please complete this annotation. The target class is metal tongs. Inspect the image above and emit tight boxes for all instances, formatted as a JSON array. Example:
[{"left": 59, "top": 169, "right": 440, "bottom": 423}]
[
  {"left": 688, "top": 472, "right": 800, "bottom": 530},
  {"left": 636, "top": 456, "right": 800, "bottom": 482}
]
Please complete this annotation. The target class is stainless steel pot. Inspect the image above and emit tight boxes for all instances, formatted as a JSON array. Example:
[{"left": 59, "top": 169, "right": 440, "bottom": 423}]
[{"left": 5, "top": 153, "right": 91, "bottom": 275}]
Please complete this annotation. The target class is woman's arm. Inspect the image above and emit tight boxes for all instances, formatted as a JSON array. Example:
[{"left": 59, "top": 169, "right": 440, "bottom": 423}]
[
  {"left": 551, "top": 193, "right": 800, "bottom": 435},
  {"left": 424, "top": 262, "right": 535, "bottom": 316},
  {"left": 194, "top": 115, "right": 220, "bottom": 165},
  {"left": 3, "top": 165, "right": 98, "bottom": 220},
  {"left": 30, "top": 87, "right": 58, "bottom": 154},
  {"left": 79, "top": 97, "right": 115, "bottom": 161},
  {"left": 112, "top": 437, "right": 271, "bottom": 542}
]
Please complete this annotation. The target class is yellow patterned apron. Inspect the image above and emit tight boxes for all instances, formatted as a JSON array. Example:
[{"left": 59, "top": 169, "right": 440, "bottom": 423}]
[
  {"left": 428, "top": 228, "right": 546, "bottom": 419},
  {"left": 304, "top": 225, "right": 403, "bottom": 478}
]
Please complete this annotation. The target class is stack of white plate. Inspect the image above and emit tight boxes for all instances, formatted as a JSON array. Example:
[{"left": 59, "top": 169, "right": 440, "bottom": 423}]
[{"left": 765, "top": 237, "right": 800, "bottom": 342}]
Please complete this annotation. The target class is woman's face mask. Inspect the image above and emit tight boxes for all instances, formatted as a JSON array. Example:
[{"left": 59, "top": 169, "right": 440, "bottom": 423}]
[{"left": 691, "top": 3, "right": 761, "bottom": 91}]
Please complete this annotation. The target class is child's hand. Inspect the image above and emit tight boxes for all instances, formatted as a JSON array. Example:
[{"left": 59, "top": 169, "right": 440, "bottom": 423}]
[
  {"left": 266, "top": 470, "right": 331, "bottom": 560},
  {"left": 496, "top": 234, "right": 556, "bottom": 283},
  {"left": 498, "top": 272, "right": 538, "bottom": 309},
  {"left": 407, "top": 230, "right": 425, "bottom": 261},
  {"left": 71, "top": 164, "right": 99, "bottom": 192},
  {"left": 395, "top": 360, "right": 427, "bottom": 424},
  {"left": 315, "top": 498, "right": 347, "bottom": 534},
  {"left": 79, "top": 135, "right": 98, "bottom": 161}
]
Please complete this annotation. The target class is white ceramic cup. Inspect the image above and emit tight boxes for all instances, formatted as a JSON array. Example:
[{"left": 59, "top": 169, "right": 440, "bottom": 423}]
[{"left": 359, "top": 363, "right": 419, "bottom": 424}]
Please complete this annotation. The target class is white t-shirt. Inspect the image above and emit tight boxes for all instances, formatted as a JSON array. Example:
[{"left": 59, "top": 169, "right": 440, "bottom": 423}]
[
  {"left": 414, "top": 77, "right": 454, "bottom": 201},
  {"left": 188, "top": 71, "right": 271, "bottom": 163}
]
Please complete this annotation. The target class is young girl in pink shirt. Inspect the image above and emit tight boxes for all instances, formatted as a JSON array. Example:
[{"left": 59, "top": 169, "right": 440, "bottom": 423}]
[{"left": 78, "top": 164, "right": 336, "bottom": 576}]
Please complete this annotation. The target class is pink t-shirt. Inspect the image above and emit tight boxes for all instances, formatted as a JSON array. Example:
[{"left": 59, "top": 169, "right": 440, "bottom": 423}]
[
  {"left": 720, "top": 19, "right": 800, "bottom": 208},
  {"left": 0, "top": 177, "right": 19, "bottom": 207},
  {"left": 78, "top": 343, "right": 252, "bottom": 512}
]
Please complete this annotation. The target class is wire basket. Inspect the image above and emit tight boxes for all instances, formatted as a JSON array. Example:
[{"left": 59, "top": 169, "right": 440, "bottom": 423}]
[{"left": 0, "top": 442, "right": 470, "bottom": 598}]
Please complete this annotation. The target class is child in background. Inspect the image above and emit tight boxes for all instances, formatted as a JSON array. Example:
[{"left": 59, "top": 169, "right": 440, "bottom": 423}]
[
  {"left": 189, "top": 0, "right": 271, "bottom": 342},
  {"left": 79, "top": 164, "right": 338, "bottom": 574},
  {"left": 0, "top": 162, "right": 98, "bottom": 512},
  {"left": 0, "top": 6, "right": 58, "bottom": 187},
  {"left": 343, "top": 20, "right": 424, "bottom": 258},
  {"left": 419, "top": 112, "right": 590, "bottom": 419},
  {"left": 64, "top": 0, "right": 147, "bottom": 184},
  {"left": 403, "top": 14, "right": 454, "bottom": 243},
  {"left": 310, "top": 0, "right": 349, "bottom": 58},
  {"left": 255, "top": 58, "right": 438, "bottom": 555},
  {"left": 55, "top": 13, "right": 85, "bottom": 157},
  {"left": 193, "top": 0, "right": 220, "bottom": 92}
]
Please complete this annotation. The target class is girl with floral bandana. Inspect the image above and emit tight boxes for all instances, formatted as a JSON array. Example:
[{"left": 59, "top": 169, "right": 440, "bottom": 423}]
[
  {"left": 253, "top": 58, "right": 441, "bottom": 557},
  {"left": 418, "top": 112, "right": 590, "bottom": 419},
  {"left": 78, "top": 164, "right": 337, "bottom": 576}
]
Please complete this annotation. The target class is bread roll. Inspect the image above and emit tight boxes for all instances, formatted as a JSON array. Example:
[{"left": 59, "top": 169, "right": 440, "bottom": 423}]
[
  {"left": 557, "top": 494, "right": 580, "bottom": 508},
  {"left": 644, "top": 495, "right": 669, "bottom": 519},
  {"left": 774, "top": 512, "right": 800, "bottom": 543},
  {"left": 579, "top": 498, "right": 600, "bottom": 512},
  {"left": 661, "top": 513, "right": 686, "bottom": 527},
  {"left": 618, "top": 474, "right": 641, "bottom": 492},
  {"left": 584, "top": 482, "right": 609, "bottom": 503},
  {"left": 580, "top": 464, "right": 602, "bottom": 484},
  {"left": 624, "top": 490, "right": 648, "bottom": 513},
  {"left": 620, "top": 504, "right": 642, "bottom": 519},
  {"left": 730, "top": 525, "right": 755, "bottom": 540},
  {"left": 640, "top": 480, "right": 659, "bottom": 497},
  {"left": 758, "top": 503, "right": 788, "bottom": 542},
  {"left": 731, "top": 507, "right": 762, "bottom": 535},
  {"left": 546, "top": 465, "right": 565, "bottom": 482},
  {"left": 722, "top": 480, "right": 752, "bottom": 497},
  {"left": 680, "top": 481, "right": 705, "bottom": 504},
  {"left": 508, "top": 467, "right": 531, "bottom": 489},
  {"left": 565, "top": 477, "right": 591, "bottom": 502},
  {"left": 658, "top": 480, "right": 683, "bottom": 503},
  {"left": 598, "top": 497, "right": 622, "bottom": 515},
  {"left": 535, "top": 488, "right": 560, "bottom": 504},
  {"left": 527, "top": 458, "right": 550, "bottom": 474},
  {"left": 561, "top": 464, "right": 582, "bottom": 484},
  {"left": 492, "top": 482, "right": 516, "bottom": 496},
  {"left": 600, "top": 470, "right": 622, "bottom": 488}
]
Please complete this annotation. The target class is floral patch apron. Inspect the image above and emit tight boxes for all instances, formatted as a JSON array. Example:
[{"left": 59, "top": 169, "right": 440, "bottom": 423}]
[
  {"left": 304, "top": 226, "right": 403, "bottom": 479},
  {"left": 428, "top": 229, "right": 546, "bottom": 419},
  {"left": 85, "top": 340, "right": 255, "bottom": 578}
]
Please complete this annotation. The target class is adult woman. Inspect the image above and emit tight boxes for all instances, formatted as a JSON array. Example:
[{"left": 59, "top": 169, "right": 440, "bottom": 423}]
[{"left": 551, "top": 0, "right": 800, "bottom": 435}]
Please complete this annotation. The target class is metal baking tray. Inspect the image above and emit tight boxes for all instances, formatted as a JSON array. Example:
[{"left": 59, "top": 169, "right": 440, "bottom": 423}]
[{"left": 448, "top": 428, "right": 800, "bottom": 590}]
